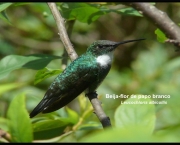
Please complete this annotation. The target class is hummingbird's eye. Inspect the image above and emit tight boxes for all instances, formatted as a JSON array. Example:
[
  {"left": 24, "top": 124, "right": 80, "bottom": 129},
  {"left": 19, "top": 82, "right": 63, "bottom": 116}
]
[{"left": 98, "top": 45, "right": 103, "bottom": 49}]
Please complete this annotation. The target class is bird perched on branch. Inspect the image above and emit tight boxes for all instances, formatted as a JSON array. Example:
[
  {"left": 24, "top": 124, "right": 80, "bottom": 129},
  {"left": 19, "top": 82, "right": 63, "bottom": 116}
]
[{"left": 30, "top": 38, "right": 145, "bottom": 118}]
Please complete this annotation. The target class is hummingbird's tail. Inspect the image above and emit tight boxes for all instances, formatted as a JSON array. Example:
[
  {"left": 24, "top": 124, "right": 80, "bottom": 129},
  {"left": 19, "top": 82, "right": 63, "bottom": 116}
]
[
  {"left": 29, "top": 97, "right": 57, "bottom": 118},
  {"left": 29, "top": 100, "right": 46, "bottom": 118}
]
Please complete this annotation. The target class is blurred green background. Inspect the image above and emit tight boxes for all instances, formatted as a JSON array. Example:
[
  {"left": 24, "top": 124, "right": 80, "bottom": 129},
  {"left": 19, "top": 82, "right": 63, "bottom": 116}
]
[{"left": 0, "top": 2, "right": 180, "bottom": 142}]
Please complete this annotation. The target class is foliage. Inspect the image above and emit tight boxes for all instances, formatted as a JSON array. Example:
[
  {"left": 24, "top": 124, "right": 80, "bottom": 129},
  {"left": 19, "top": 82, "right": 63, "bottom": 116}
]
[
  {"left": 155, "top": 28, "right": 167, "bottom": 43},
  {"left": 0, "top": 54, "right": 62, "bottom": 80},
  {"left": 7, "top": 93, "right": 33, "bottom": 142},
  {"left": 58, "top": 3, "right": 142, "bottom": 24},
  {"left": 0, "top": 2, "right": 180, "bottom": 143},
  {"left": 81, "top": 96, "right": 179, "bottom": 142},
  {"left": 34, "top": 68, "right": 62, "bottom": 85}
]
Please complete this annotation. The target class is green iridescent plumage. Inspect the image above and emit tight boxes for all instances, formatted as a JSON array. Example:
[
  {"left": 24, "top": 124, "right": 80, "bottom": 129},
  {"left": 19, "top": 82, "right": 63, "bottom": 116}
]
[{"left": 30, "top": 39, "right": 145, "bottom": 118}]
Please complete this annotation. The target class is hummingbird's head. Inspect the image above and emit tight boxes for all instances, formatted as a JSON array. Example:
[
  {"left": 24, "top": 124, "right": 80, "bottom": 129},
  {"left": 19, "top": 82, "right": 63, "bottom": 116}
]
[{"left": 87, "top": 39, "right": 145, "bottom": 56}]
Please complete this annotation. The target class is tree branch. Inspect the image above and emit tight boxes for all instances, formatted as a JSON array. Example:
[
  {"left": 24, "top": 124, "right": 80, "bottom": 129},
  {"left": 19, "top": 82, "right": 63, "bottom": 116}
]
[
  {"left": 62, "top": 20, "right": 75, "bottom": 70},
  {"left": 47, "top": 3, "right": 111, "bottom": 128},
  {"left": 86, "top": 92, "right": 111, "bottom": 128},
  {"left": 47, "top": 3, "right": 78, "bottom": 61},
  {"left": 125, "top": 2, "right": 180, "bottom": 50},
  {"left": 0, "top": 129, "right": 11, "bottom": 142}
]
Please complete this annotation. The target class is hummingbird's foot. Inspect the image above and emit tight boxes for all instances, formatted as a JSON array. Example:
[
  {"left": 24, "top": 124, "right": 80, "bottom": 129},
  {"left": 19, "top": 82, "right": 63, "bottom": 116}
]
[{"left": 85, "top": 91, "right": 97, "bottom": 97}]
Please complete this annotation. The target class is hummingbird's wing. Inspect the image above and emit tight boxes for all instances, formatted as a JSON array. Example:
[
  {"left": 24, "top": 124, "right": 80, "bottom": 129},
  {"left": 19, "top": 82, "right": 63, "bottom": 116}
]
[
  {"left": 30, "top": 55, "right": 98, "bottom": 118},
  {"left": 42, "top": 72, "right": 92, "bottom": 114}
]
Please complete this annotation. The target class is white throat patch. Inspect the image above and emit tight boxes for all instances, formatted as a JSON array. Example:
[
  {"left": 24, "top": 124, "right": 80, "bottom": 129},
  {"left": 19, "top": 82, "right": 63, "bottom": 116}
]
[{"left": 96, "top": 52, "right": 113, "bottom": 67}]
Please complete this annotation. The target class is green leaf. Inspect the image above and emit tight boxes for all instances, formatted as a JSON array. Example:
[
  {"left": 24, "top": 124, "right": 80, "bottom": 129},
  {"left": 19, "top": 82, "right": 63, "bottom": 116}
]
[
  {"left": 34, "top": 68, "right": 62, "bottom": 85},
  {"left": 81, "top": 126, "right": 180, "bottom": 142},
  {"left": 0, "top": 82, "right": 25, "bottom": 96},
  {"left": 0, "top": 40, "right": 14, "bottom": 54},
  {"left": 33, "top": 118, "right": 74, "bottom": 140},
  {"left": 0, "top": 3, "right": 14, "bottom": 25},
  {"left": 66, "top": 107, "right": 79, "bottom": 124},
  {"left": 22, "top": 54, "right": 62, "bottom": 69},
  {"left": 0, "top": 3, "right": 13, "bottom": 12},
  {"left": 114, "top": 95, "right": 156, "bottom": 134},
  {"left": 155, "top": 28, "right": 167, "bottom": 43},
  {"left": 33, "top": 118, "right": 72, "bottom": 132},
  {"left": 113, "top": 7, "right": 143, "bottom": 17},
  {"left": 13, "top": 2, "right": 32, "bottom": 6},
  {"left": 78, "top": 122, "right": 102, "bottom": 131},
  {"left": 7, "top": 94, "right": 33, "bottom": 142},
  {"left": 0, "top": 117, "right": 9, "bottom": 131},
  {"left": 81, "top": 125, "right": 180, "bottom": 142},
  {"left": 59, "top": 3, "right": 142, "bottom": 24},
  {"left": 59, "top": 3, "right": 106, "bottom": 24},
  {"left": 154, "top": 125, "right": 180, "bottom": 142},
  {"left": 0, "top": 54, "right": 62, "bottom": 80},
  {"left": 81, "top": 127, "right": 153, "bottom": 142},
  {"left": 164, "top": 57, "right": 180, "bottom": 73},
  {"left": 131, "top": 45, "right": 167, "bottom": 80},
  {"left": 0, "top": 11, "right": 12, "bottom": 25}
]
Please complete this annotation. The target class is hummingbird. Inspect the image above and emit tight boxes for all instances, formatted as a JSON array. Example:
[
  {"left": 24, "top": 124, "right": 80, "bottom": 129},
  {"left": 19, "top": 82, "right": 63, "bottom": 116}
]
[{"left": 30, "top": 38, "right": 145, "bottom": 118}]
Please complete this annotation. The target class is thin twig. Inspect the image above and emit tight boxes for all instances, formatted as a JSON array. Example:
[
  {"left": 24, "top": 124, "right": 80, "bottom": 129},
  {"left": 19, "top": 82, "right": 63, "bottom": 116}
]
[
  {"left": 72, "top": 105, "right": 93, "bottom": 131},
  {"left": 47, "top": 3, "right": 78, "bottom": 61},
  {"left": 0, "top": 129, "right": 11, "bottom": 142},
  {"left": 124, "top": 2, "right": 180, "bottom": 50},
  {"left": 47, "top": 3, "right": 111, "bottom": 128},
  {"left": 165, "top": 39, "right": 180, "bottom": 47}
]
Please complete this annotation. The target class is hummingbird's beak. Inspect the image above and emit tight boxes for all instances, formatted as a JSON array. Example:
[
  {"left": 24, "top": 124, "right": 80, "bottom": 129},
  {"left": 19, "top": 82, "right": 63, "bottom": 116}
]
[{"left": 115, "top": 38, "right": 145, "bottom": 47}]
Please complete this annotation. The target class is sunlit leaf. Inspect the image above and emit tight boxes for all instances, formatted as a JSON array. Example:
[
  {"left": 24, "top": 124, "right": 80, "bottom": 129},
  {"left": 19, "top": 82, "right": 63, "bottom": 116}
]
[
  {"left": 7, "top": 94, "right": 33, "bottom": 142},
  {"left": 0, "top": 117, "right": 9, "bottom": 131},
  {"left": 66, "top": 107, "right": 79, "bottom": 124},
  {"left": 0, "top": 3, "right": 13, "bottom": 12},
  {"left": 0, "top": 54, "right": 62, "bottom": 80},
  {"left": 114, "top": 96, "right": 156, "bottom": 134},
  {"left": 0, "top": 82, "right": 25, "bottom": 96},
  {"left": 131, "top": 45, "right": 168, "bottom": 79},
  {"left": 155, "top": 28, "right": 167, "bottom": 43},
  {"left": 78, "top": 94, "right": 90, "bottom": 113},
  {"left": 81, "top": 127, "right": 153, "bottom": 142},
  {"left": 81, "top": 126, "right": 180, "bottom": 142},
  {"left": 34, "top": 67, "right": 62, "bottom": 85},
  {"left": 154, "top": 125, "right": 180, "bottom": 142},
  {"left": 59, "top": 3, "right": 106, "bottom": 24},
  {"left": 163, "top": 57, "right": 180, "bottom": 73}
]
